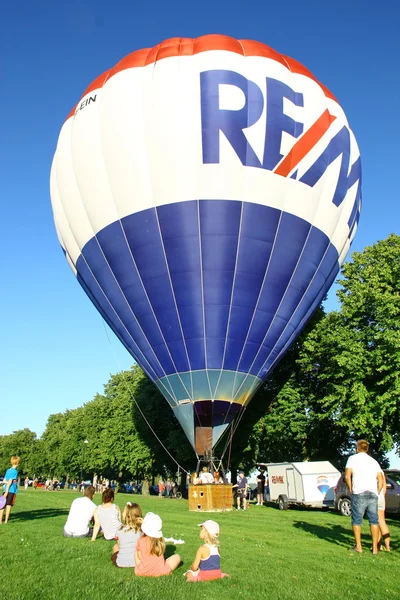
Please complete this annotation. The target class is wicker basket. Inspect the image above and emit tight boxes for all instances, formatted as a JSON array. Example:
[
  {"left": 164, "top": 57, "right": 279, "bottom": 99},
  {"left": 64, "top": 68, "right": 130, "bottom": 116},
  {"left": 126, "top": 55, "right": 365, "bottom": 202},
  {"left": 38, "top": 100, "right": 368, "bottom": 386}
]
[{"left": 188, "top": 484, "right": 233, "bottom": 512}]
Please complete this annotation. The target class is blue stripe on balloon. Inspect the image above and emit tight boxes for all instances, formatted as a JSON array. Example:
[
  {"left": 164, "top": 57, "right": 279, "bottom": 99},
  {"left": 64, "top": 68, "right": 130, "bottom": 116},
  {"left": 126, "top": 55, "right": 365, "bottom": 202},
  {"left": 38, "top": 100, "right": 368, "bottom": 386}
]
[{"left": 76, "top": 200, "right": 341, "bottom": 386}]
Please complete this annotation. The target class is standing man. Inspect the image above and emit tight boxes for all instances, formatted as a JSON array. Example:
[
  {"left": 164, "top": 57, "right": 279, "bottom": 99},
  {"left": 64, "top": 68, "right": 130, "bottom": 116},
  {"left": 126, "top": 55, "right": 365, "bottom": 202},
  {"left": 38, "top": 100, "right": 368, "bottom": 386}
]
[
  {"left": 345, "top": 440, "right": 384, "bottom": 554},
  {"left": 256, "top": 468, "right": 266, "bottom": 506},
  {"left": 232, "top": 471, "right": 248, "bottom": 510}
]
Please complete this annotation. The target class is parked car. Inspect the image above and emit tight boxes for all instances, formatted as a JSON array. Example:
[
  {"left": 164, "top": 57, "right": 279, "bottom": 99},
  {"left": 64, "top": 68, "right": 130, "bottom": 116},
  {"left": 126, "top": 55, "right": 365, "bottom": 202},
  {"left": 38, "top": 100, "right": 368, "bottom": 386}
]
[
  {"left": 120, "top": 482, "right": 142, "bottom": 494},
  {"left": 334, "top": 469, "right": 400, "bottom": 516}
]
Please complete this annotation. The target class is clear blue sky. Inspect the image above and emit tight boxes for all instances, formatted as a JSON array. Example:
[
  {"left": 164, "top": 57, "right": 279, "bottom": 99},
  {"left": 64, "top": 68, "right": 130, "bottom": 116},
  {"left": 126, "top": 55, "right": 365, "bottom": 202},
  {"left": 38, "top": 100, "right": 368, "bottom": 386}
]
[{"left": 1, "top": 1, "right": 399, "bottom": 465}]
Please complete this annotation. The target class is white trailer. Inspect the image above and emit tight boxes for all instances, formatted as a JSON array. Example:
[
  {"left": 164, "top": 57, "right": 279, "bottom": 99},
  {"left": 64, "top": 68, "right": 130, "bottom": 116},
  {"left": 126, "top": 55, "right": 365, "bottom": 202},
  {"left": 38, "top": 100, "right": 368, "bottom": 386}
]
[{"left": 266, "top": 461, "right": 340, "bottom": 510}]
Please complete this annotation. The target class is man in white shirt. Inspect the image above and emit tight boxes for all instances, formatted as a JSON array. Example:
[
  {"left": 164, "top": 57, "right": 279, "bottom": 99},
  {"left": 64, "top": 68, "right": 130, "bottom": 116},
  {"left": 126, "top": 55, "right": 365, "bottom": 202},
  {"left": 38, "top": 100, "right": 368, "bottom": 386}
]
[
  {"left": 198, "top": 467, "right": 214, "bottom": 484},
  {"left": 64, "top": 485, "right": 96, "bottom": 537},
  {"left": 345, "top": 440, "right": 384, "bottom": 554}
]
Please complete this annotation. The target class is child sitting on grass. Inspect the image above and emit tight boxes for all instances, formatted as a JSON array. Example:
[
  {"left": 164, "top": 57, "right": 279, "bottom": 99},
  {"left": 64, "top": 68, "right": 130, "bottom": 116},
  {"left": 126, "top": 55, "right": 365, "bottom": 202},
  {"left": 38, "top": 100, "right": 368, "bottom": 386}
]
[
  {"left": 185, "top": 520, "right": 229, "bottom": 582},
  {"left": 134, "top": 512, "right": 181, "bottom": 577},
  {"left": 111, "top": 502, "right": 143, "bottom": 568}
]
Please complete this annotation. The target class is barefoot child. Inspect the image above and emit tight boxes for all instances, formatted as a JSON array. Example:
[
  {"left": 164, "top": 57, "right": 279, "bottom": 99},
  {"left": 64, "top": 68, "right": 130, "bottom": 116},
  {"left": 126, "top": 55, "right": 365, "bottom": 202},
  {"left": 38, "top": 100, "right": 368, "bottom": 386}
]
[
  {"left": 134, "top": 512, "right": 180, "bottom": 577},
  {"left": 185, "top": 520, "right": 229, "bottom": 582},
  {"left": 111, "top": 502, "right": 143, "bottom": 567},
  {"left": 0, "top": 456, "right": 20, "bottom": 525}
]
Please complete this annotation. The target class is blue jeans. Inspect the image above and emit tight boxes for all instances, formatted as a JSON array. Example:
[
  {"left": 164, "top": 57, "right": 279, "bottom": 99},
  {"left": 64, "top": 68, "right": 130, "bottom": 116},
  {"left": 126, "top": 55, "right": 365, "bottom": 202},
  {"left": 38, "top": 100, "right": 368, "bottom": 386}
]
[{"left": 351, "top": 492, "right": 378, "bottom": 526}]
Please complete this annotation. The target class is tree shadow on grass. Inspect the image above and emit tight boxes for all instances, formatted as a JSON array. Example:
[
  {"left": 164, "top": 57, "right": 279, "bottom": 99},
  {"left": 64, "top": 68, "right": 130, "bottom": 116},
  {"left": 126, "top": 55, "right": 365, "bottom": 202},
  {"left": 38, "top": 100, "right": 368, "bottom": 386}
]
[
  {"left": 293, "top": 520, "right": 354, "bottom": 549},
  {"left": 12, "top": 508, "right": 68, "bottom": 522}
]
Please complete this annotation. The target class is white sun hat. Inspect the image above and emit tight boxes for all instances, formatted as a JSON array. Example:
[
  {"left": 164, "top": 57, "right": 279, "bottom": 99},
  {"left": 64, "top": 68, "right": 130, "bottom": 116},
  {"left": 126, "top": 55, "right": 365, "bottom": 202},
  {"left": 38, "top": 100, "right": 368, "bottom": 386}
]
[
  {"left": 142, "top": 512, "right": 163, "bottom": 538},
  {"left": 198, "top": 519, "right": 220, "bottom": 537}
]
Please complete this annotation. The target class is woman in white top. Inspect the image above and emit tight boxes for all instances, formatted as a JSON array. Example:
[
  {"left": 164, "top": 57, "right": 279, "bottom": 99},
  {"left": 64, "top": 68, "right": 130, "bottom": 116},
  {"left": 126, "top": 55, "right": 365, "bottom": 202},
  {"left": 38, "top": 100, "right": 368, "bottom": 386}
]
[{"left": 91, "top": 488, "right": 122, "bottom": 541}]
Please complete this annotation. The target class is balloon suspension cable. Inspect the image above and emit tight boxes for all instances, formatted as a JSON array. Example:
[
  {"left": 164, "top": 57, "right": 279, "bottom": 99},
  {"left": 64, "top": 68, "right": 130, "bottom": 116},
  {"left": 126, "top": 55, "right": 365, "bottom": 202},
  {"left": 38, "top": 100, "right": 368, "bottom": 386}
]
[
  {"left": 219, "top": 399, "right": 251, "bottom": 470},
  {"left": 225, "top": 423, "right": 235, "bottom": 473},
  {"left": 101, "top": 320, "right": 190, "bottom": 475}
]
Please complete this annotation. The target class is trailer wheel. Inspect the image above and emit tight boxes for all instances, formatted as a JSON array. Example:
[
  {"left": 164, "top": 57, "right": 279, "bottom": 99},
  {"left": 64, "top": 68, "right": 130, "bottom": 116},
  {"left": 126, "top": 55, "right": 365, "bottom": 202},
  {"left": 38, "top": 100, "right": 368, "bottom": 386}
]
[
  {"left": 338, "top": 497, "right": 351, "bottom": 517},
  {"left": 278, "top": 495, "right": 289, "bottom": 510}
]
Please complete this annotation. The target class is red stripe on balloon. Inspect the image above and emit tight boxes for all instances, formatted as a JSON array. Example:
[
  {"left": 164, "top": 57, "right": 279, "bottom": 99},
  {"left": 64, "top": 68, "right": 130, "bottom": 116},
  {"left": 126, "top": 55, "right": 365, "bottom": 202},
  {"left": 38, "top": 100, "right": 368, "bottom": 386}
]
[
  {"left": 273, "top": 109, "right": 337, "bottom": 177},
  {"left": 65, "top": 35, "right": 338, "bottom": 121},
  {"left": 67, "top": 71, "right": 111, "bottom": 120}
]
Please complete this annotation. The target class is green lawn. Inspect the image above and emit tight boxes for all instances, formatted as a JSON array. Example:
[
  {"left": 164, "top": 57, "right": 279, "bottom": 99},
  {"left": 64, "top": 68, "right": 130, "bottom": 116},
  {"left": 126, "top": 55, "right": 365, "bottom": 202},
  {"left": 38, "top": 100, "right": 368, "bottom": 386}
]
[{"left": 0, "top": 489, "right": 399, "bottom": 600}]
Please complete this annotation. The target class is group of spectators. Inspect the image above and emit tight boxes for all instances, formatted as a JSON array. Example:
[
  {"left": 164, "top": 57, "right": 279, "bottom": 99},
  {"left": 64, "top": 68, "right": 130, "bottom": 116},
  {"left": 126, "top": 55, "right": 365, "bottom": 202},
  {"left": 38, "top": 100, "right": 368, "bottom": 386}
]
[
  {"left": 157, "top": 478, "right": 179, "bottom": 497},
  {"left": 92, "top": 474, "right": 111, "bottom": 494},
  {"left": 64, "top": 486, "right": 228, "bottom": 581},
  {"left": 192, "top": 467, "right": 224, "bottom": 485}
]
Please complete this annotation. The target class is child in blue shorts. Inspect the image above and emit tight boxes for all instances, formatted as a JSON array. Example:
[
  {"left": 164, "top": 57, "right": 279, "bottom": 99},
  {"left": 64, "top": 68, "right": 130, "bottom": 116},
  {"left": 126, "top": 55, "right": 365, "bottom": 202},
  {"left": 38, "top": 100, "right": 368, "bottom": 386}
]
[{"left": 1, "top": 456, "right": 20, "bottom": 524}]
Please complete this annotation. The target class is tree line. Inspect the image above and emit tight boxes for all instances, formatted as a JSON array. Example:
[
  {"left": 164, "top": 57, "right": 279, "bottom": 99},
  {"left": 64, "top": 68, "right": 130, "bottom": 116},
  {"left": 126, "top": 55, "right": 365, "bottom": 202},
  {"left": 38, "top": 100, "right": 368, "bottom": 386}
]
[{"left": 1, "top": 234, "right": 399, "bottom": 482}]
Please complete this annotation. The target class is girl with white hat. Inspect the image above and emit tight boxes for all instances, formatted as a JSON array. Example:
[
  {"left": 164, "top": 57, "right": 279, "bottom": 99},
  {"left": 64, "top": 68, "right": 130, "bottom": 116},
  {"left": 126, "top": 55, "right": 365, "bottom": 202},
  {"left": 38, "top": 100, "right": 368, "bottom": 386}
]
[{"left": 134, "top": 512, "right": 181, "bottom": 577}]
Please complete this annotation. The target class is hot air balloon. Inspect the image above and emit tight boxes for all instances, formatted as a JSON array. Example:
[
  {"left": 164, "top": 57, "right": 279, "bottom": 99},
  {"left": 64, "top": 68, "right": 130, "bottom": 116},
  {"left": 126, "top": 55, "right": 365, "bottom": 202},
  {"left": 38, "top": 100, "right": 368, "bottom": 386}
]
[{"left": 50, "top": 35, "right": 361, "bottom": 459}]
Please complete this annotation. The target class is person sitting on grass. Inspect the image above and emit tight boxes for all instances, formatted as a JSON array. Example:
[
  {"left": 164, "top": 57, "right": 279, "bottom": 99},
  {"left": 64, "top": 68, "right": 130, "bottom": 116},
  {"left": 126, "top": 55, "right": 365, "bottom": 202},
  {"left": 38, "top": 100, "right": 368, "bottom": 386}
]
[
  {"left": 0, "top": 456, "right": 20, "bottom": 525},
  {"left": 185, "top": 520, "right": 229, "bottom": 582},
  {"left": 111, "top": 502, "right": 143, "bottom": 568},
  {"left": 64, "top": 485, "right": 96, "bottom": 537},
  {"left": 134, "top": 512, "right": 181, "bottom": 577},
  {"left": 91, "top": 488, "right": 122, "bottom": 541}
]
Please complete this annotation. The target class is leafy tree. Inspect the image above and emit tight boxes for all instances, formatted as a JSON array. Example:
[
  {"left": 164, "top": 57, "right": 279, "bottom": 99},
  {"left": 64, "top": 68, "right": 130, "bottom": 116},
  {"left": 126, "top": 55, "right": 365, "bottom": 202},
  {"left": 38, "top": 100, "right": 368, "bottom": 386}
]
[
  {"left": 36, "top": 366, "right": 194, "bottom": 487},
  {"left": 298, "top": 234, "right": 400, "bottom": 459},
  {"left": 0, "top": 429, "right": 38, "bottom": 477},
  {"left": 39, "top": 410, "right": 86, "bottom": 480}
]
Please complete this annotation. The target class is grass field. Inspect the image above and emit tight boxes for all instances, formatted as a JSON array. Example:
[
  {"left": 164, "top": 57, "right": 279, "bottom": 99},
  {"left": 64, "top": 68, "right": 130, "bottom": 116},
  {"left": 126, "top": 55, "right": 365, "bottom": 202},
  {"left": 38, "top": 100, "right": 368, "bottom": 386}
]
[{"left": 0, "top": 489, "right": 399, "bottom": 600}]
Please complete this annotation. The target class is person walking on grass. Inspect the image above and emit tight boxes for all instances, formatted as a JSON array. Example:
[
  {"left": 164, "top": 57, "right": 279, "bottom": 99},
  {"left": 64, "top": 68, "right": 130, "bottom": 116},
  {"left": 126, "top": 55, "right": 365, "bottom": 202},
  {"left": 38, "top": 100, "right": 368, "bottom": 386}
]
[
  {"left": 345, "top": 439, "right": 384, "bottom": 554},
  {"left": 134, "top": 512, "right": 181, "bottom": 577},
  {"left": 0, "top": 456, "right": 20, "bottom": 525}
]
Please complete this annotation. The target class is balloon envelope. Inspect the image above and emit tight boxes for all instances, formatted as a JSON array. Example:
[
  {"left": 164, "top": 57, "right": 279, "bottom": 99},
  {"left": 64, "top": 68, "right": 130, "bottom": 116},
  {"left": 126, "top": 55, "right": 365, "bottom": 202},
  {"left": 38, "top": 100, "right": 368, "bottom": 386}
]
[{"left": 50, "top": 35, "right": 361, "bottom": 455}]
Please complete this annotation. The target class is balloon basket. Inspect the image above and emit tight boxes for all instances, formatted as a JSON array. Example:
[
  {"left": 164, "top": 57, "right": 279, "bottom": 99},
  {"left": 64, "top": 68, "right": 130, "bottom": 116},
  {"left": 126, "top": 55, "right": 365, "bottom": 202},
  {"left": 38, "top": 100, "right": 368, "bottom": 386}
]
[{"left": 188, "top": 484, "right": 233, "bottom": 512}]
